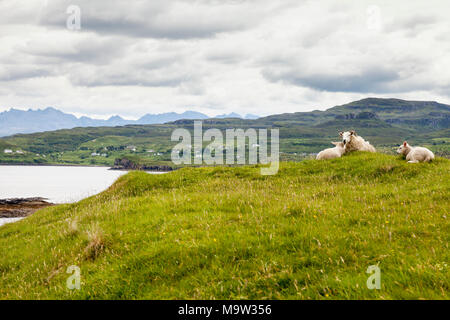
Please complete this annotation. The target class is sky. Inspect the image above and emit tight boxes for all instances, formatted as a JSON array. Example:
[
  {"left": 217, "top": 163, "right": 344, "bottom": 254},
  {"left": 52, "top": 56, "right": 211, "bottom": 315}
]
[{"left": 1, "top": 0, "right": 450, "bottom": 119}]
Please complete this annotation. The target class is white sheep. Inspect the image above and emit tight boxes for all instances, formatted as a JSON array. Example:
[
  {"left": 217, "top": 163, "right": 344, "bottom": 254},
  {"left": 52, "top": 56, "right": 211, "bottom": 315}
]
[
  {"left": 339, "top": 130, "right": 376, "bottom": 153},
  {"left": 316, "top": 142, "right": 346, "bottom": 160},
  {"left": 397, "top": 141, "right": 435, "bottom": 163}
]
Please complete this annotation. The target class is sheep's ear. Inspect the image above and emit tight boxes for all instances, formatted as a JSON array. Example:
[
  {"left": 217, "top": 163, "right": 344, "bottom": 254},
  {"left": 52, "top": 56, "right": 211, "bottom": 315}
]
[
  {"left": 403, "top": 141, "right": 407, "bottom": 147},
  {"left": 331, "top": 142, "right": 339, "bottom": 146},
  {"left": 339, "top": 131, "right": 343, "bottom": 137},
  {"left": 350, "top": 130, "right": 355, "bottom": 135}
]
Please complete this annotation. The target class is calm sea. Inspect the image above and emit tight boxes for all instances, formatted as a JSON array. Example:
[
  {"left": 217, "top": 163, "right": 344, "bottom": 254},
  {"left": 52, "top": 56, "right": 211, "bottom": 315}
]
[{"left": 0, "top": 166, "right": 163, "bottom": 227}]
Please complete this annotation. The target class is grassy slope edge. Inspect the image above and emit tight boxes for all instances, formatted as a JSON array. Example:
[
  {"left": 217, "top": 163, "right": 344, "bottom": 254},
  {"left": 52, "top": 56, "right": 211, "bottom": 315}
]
[{"left": 0, "top": 152, "right": 448, "bottom": 299}]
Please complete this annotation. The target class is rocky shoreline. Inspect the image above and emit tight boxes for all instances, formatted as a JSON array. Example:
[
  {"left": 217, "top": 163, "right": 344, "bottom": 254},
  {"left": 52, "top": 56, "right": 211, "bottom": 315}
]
[
  {"left": 109, "top": 165, "right": 174, "bottom": 171},
  {"left": 110, "top": 158, "right": 174, "bottom": 171},
  {"left": 0, "top": 198, "right": 54, "bottom": 218}
]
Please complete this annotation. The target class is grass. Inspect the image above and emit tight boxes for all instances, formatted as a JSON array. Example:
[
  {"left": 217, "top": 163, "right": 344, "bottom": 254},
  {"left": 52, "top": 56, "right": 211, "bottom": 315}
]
[{"left": 0, "top": 152, "right": 448, "bottom": 299}]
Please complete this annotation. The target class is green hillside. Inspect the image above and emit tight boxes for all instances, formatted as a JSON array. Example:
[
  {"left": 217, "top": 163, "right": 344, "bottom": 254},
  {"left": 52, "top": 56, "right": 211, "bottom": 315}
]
[
  {"left": 0, "top": 153, "right": 448, "bottom": 299},
  {"left": 0, "top": 140, "right": 16, "bottom": 150},
  {"left": 337, "top": 98, "right": 450, "bottom": 131},
  {"left": 263, "top": 98, "right": 450, "bottom": 131},
  {"left": 0, "top": 98, "right": 449, "bottom": 166}
]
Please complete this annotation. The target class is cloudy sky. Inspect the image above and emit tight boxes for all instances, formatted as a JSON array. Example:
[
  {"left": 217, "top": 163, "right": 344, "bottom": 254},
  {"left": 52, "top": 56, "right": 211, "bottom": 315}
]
[{"left": 1, "top": 0, "right": 449, "bottom": 119}]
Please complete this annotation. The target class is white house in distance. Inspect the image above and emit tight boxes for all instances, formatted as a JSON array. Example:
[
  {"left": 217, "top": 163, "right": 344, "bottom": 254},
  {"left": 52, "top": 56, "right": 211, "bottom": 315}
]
[{"left": 4, "top": 149, "right": 13, "bottom": 154}]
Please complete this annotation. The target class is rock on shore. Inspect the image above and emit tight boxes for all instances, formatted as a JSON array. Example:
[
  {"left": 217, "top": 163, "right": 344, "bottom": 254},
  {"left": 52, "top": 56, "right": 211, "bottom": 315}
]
[
  {"left": 110, "top": 157, "right": 174, "bottom": 171},
  {"left": 0, "top": 198, "right": 53, "bottom": 218}
]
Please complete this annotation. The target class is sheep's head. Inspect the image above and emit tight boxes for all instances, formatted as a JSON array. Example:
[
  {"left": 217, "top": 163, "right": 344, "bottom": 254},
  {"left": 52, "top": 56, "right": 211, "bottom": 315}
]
[
  {"left": 397, "top": 141, "right": 410, "bottom": 155},
  {"left": 339, "top": 130, "right": 356, "bottom": 146}
]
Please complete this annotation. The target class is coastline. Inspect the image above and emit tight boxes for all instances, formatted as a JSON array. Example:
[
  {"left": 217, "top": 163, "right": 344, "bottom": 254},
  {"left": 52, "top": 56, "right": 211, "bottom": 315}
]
[
  {"left": 0, "top": 163, "right": 175, "bottom": 172},
  {"left": 109, "top": 166, "right": 175, "bottom": 172},
  {"left": 0, "top": 217, "right": 24, "bottom": 227},
  {"left": 0, "top": 162, "right": 111, "bottom": 168}
]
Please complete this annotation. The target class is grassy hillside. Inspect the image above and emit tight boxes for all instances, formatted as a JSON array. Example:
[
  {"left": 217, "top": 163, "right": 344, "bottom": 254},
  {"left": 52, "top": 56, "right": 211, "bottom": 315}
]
[
  {"left": 337, "top": 98, "right": 450, "bottom": 131},
  {"left": 262, "top": 98, "right": 450, "bottom": 131},
  {"left": 0, "top": 153, "right": 448, "bottom": 299},
  {"left": 0, "top": 98, "right": 448, "bottom": 166},
  {"left": 0, "top": 140, "right": 15, "bottom": 150}
]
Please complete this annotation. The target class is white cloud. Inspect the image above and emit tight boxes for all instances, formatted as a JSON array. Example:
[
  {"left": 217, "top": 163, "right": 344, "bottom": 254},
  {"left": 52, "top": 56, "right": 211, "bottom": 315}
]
[{"left": 0, "top": 0, "right": 449, "bottom": 118}]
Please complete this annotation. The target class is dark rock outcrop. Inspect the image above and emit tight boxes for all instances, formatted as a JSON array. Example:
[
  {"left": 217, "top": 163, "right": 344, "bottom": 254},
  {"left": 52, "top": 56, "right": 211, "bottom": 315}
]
[
  {"left": 0, "top": 197, "right": 53, "bottom": 218},
  {"left": 111, "top": 158, "right": 174, "bottom": 172}
]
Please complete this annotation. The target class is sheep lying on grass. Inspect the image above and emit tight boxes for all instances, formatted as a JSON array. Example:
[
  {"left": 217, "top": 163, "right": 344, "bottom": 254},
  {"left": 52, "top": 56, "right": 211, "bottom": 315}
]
[
  {"left": 340, "top": 130, "right": 376, "bottom": 153},
  {"left": 316, "top": 142, "right": 346, "bottom": 160},
  {"left": 397, "top": 141, "right": 435, "bottom": 163}
]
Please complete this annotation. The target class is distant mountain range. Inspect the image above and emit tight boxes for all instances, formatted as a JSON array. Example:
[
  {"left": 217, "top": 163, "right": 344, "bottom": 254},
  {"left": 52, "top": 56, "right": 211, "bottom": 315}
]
[
  {"left": 216, "top": 112, "right": 259, "bottom": 119},
  {"left": 1, "top": 98, "right": 449, "bottom": 139},
  {"left": 0, "top": 108, "right": 259, "bottom": 137}
]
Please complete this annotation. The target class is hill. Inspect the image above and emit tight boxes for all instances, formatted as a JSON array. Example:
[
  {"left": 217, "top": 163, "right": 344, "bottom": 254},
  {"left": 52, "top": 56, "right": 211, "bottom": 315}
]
[
  {"left": 0, "top": 98, "right": 449, "bottom": 166},
  {"left": 336, "top": 98, "right": 450, "bottom": 131},
  {"left": 0, "top": 153, "right": 448, "bottom": 299},
  {"left": 261, "top": 98, "right": 450, "bottom": 130}
]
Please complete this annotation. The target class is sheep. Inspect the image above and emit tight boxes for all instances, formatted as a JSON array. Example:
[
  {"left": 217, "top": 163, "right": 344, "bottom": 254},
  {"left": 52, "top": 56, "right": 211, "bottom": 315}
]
[
  {"left": 396, "top": 141, "right": 435, "bottom": 163},
  {"left": 339, "top": 130, "right": 376, "bottom": 153},
  {"left": 316, "top": 142, "right": 346, "bottom": 160}
]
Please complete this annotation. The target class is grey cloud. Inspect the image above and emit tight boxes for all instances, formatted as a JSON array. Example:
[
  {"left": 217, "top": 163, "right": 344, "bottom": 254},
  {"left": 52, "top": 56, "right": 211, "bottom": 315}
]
[
  {"left": 18, "top": 36, "right": 129, "bottom": 65},
  {"left": 205, "top": 50, "right": 246, "bottom": 64},
  {"left": 0, "top": 65, "right": 53, "bottom": 81},
  {"left": 263, "top": 67, "right": 401, "bottom": 93},
  {"left": 36, "top": 0, "right": 271, "bottom": 39},
  {"left": 1, "top": 0, "right": 449, "bottom": 116},
  {"left": 71, "top": 75, "right": 185, "bottom": 88},
  {"left": 68, "top": 63, "right": 195, "bottom": 88},
  {"left": 385, "top": 14, "right": 437, "bottom": 36}
]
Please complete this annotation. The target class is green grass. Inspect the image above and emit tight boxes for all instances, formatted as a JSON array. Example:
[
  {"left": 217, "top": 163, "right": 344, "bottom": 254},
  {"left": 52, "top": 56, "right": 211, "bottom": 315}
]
[{"left": 0, "top": 152, "right": 449, "bottom": 299}]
